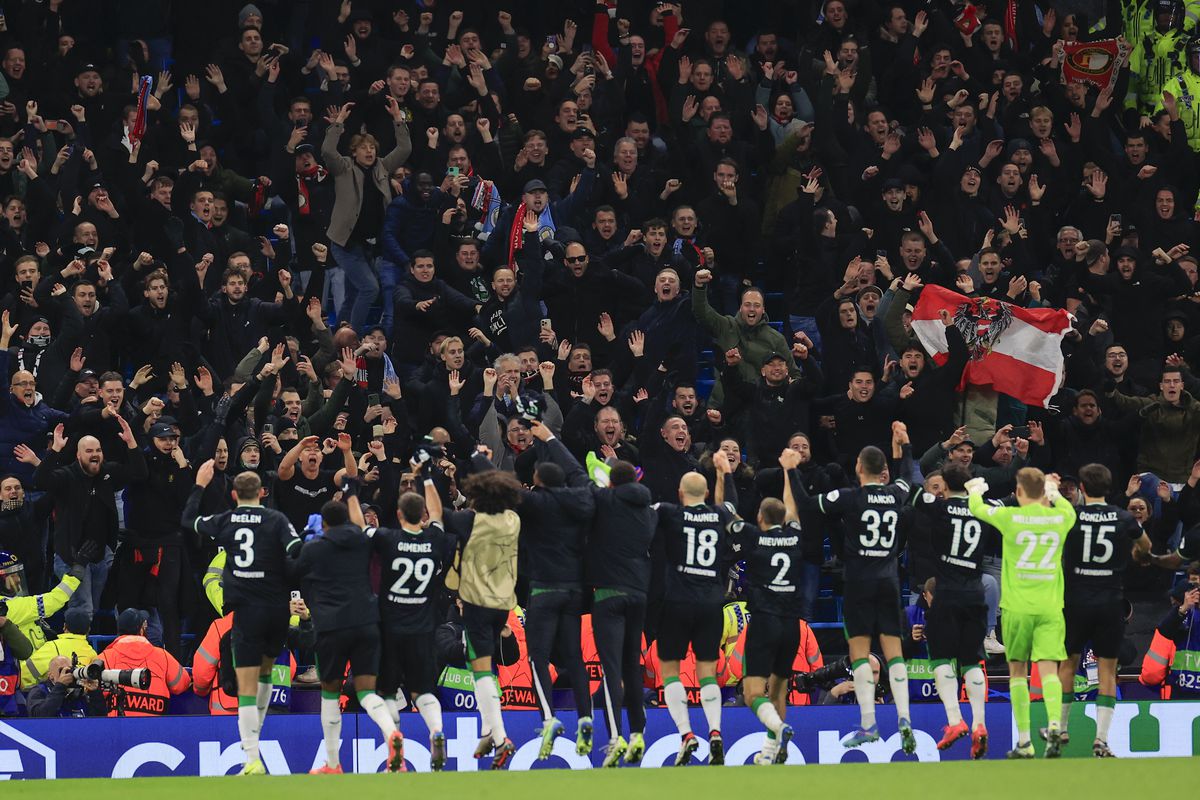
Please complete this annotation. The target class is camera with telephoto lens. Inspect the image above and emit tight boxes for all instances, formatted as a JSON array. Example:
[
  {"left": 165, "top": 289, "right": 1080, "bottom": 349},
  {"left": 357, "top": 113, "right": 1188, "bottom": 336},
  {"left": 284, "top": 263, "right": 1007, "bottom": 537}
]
[
  {"left": 413, "top": 435, "right": 444, "bottom": 465},
  {"left": 793, "top": 655, "right": 885, "bottom": 700},
  {"left": 69, "top": 660, "right": 151, "bottom": 689}
]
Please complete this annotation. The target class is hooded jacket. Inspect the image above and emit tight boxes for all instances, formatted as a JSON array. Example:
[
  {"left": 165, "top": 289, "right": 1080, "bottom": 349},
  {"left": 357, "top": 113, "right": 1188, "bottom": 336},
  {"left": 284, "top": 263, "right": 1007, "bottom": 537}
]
[
  {"left": 1081, "top": 246, "right": 1192, "bottom": 361},
  {"left": 585, "top": 480, "right": 655, "bottom": 594}
]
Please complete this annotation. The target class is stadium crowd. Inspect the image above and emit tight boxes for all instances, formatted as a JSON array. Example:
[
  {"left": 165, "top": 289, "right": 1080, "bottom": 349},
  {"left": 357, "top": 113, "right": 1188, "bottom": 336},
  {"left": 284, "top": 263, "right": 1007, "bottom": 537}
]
[{"left": 0, "top": 0, "right": 1198, "bottom": 736}]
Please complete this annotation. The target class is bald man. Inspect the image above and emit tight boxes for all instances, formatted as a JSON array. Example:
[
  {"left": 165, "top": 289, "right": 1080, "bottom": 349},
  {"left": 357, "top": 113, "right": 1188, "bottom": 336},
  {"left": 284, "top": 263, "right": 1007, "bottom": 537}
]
[
  {"left": 650, "top": 453, "right": 740, "bottom": 766},
  {"left": 26, "top": 654, "right": 107, "bottom": 716},
  {"left": 34, "top": 416, "right": 146, "bottom": 616},
  {"left": 0, "top": 312, "right": 68, "bottom": 484}
]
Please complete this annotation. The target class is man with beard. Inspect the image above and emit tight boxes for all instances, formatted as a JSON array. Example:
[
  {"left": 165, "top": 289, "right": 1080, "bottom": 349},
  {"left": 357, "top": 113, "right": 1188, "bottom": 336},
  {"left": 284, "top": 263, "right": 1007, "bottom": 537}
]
[
  {"left": 194, "top": 266, "right": 295, "bottom": 380},
  {"left": 392, "top": 252, "right": 478, "bottom": 369},
  {"left": 816, "top": 368, "right": 898, "bottom": 472},
  {"left": 476, "top": 213, "right": 546, "bottom": 353},
  {"left": 122, "top": 268, "right": 198, "bottom": 386},
  {"left": 0, "top": 311, "right": 69, "bottom": 484},
  {"left": 719, "top": 349, "right": 824, "bottom": 466},
  {"left": 35, "top": 417, "right": 146, "bottom": 616},
  {"left": 571, "top": 404, "right": 640, "bottom": 465},
  {"left": 482, "top": 169, "right": 597, "bottom": 269}
]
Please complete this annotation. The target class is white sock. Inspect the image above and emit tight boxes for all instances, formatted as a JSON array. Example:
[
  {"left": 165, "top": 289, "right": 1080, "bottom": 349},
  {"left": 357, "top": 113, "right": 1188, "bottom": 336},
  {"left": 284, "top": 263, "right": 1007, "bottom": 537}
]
[
  {"left": 699, "top": 681, "right": 722, "bottom": 734},
  {"left": 359, "top": 692, "right": 397, "bottom": 736},
  {"left": 888, "top": 659, "right": 910, "bottom": 722},
  {"left": 254, "top": 677, "right": 272, "bottom": 734},
  {"left": 753, "top": 698, "right": 784, "bottom": 735},
  {"left": 663, "top": 679, "right": 691, "bottom": 735},
  {"left": 473, "top": 674, "right": 506, "bottom": 745},
  {"left": 1096, "top": 700, "right": 1114, "bottom": 742},
  {"left": 852, "top": 661, "right": 876, "bottom": 729},
  {"left": 384, "top": 698, "right": 402, "bottom": 725},
  {"left": 416, "top": 692, "right": 443, "bottom": 734},
  {"left": 934, "top": 663, "right": 963, "bottom": 726},
  {"left": 1060, "top": 700, "right": 1072, "bottom": 734},
  {"left": 238, "top": 703, "right": 261, "bottom": 762},
  {"left": 963, "top": 667, "right": 987, "bottom": 730},
  {"left": 760, "top": 735, "right": 779, "bottom": 757},
  {"left": 320, "top": 696, "right": 341, "bottom": 768}
]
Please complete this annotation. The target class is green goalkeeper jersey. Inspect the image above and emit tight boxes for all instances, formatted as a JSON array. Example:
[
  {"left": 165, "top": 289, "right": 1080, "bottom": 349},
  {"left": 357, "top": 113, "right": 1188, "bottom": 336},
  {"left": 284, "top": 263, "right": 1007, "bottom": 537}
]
[{"left": 967, "top": 494, "right": 1077, "bottom": 615}]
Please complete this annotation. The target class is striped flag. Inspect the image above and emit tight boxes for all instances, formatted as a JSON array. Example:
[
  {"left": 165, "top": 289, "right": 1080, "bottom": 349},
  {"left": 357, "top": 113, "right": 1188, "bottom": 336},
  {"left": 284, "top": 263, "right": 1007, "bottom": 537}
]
[{"left": 910, "top": 284, "right": 1072, "bottom": 408}]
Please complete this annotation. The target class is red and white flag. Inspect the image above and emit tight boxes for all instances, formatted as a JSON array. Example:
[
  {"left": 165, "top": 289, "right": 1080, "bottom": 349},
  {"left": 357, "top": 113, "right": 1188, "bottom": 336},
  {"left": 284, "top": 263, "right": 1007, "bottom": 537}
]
[{"left": 910, "top": 284, "right": 1073, "bottom": 408}]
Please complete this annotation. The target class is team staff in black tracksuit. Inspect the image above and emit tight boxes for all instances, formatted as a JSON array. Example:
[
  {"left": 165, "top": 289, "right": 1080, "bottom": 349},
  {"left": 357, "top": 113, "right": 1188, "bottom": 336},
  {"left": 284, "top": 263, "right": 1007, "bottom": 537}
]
[
  {"left": 293, "top": 438, "right": 404, "bottom": 775},
  {"left": 583, "top": 458, "right": 655, "bottom": 766},
  {"left": 513, "top": 420, "right": 597, "bottom": 758}
]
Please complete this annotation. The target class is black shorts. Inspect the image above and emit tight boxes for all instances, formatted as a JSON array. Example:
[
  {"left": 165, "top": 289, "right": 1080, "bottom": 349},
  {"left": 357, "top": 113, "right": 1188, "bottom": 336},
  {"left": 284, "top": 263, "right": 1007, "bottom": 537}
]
[
  {"left": 657, "top": 600, "right": 723, "bottom": 662},
  {"left": 1065, "top": 598, "right": 1125, "bottom": 659},
  {"left": 231, "top": 605, "right": 290, "bottom": 669},
  {"left": 744, "top": 612, "right": 801, "bottom": 679},
  {"left": 379, "top": 629, "right": 437, "bottom": 697},
  {"left": 462, "top": 603, "right": 509, "bottom": 661},
  {"left": 925, "top": 599, "right": 988, "bottom": 666},
  {"left": 315, "top": 624, "right": 382, "bottom": 683},
  {"left": 842, "top": 579, "right": 903, "bottom": 639}
]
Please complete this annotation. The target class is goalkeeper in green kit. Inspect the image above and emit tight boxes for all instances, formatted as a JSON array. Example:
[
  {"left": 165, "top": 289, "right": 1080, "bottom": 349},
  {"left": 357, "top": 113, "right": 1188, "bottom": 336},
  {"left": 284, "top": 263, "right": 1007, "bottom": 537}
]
[{"left": 966, "top": 467, "right": 1076, "bottom": 759}]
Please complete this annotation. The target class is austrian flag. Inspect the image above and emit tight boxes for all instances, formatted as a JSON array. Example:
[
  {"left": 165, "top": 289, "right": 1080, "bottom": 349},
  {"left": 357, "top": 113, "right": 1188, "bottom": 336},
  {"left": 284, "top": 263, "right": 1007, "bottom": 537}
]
[{"left": 910, "top": 284, "right": 1073, "bottom": 408}]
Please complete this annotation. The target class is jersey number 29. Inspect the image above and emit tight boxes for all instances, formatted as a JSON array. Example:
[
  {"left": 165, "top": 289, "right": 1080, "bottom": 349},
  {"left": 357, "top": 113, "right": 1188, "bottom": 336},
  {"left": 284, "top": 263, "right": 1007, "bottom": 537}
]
[{"left": 389, "top": 557, "right": 435, "bottom": 596}]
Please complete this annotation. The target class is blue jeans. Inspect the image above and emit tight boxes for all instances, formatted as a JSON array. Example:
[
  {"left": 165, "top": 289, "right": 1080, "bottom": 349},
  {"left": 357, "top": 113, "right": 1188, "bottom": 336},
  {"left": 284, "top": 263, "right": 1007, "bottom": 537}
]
[
  {"left": 981, "top": 571, "right": 1000, "bottom": 632},
  {"left": 377, "top": 259, "right": 404, "bottom": 336},
  {"left": 331, "top": 242, "right": 380, "bottom": 333},
  {"left": 53, "top": 547, "right": 114, "bottom": 616},
  {"left": 797, "top": 560, "right": 821, "bottom": 622}
]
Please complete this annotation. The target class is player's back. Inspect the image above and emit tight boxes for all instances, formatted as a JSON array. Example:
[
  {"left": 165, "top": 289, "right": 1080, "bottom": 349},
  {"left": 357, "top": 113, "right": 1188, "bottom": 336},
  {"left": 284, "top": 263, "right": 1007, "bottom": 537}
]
[
  {"left": 918, "top": 494, "right": 996, "bottom": 601},
  {"left": 200, "top": 505, "right": 301, "bottom": 610},
  {"left": 1064, "top": 503, "right": 1142, "bottom": 602},
  {"left": 297, "top": 522, "right": 379, "bottom": 632},
  {"left": 372, "top": 522, "right": 455, "bottom": 633},
  {"left": 969, "top": 494, "right": 1076, "bottom": 614},
  {"left": 732, "top": 518, "right": 805, "bottom": 617},
  {"left": 819, "top": 481, "right": 911, "bottom": 582},
  {"left": 656, "top": 501, "right": 735, "bottom": 604}
]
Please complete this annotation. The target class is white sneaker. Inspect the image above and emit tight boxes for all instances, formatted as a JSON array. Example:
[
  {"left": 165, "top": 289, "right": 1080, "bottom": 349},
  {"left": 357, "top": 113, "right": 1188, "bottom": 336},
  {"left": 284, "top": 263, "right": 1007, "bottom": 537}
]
[
  {"left": 984, "top": 630, "right": 1005, "bottom": 656},
  {"left": 295, "top": 665, "right": 319, "bottom": 684}
]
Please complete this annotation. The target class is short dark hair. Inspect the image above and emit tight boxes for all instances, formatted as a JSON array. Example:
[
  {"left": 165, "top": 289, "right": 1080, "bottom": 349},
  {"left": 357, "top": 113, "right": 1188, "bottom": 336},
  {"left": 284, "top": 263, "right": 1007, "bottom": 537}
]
[
  {"left": 321, "top": 500, "right": 350, "bottom": 526},
  {"left": 535, "top": 461, "right": 565, "bottom": 487},
  {"left": 411, "top": 250, "right": 435, "bottom": 264},
  {"left": 858, "top": 445, "right": 887, "bottom": 476},
  {"left": 1079, "top": 463, "right": 1112, "bottom": 498},
  {"left": 398, "top": 491, "right": 426, "bottom": 524},
  {"left": 942, "top": 463, "right": 971, "bottom": 491},
  {"left": 610, "top": 460, "right": 637, "bottom": 486}
]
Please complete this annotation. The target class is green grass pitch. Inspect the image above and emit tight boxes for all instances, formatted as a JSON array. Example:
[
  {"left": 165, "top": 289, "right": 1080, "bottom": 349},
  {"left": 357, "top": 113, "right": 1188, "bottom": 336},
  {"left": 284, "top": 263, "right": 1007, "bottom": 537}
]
[{"left": 5, "top": 757, "right": 1198, "bottom": 799}]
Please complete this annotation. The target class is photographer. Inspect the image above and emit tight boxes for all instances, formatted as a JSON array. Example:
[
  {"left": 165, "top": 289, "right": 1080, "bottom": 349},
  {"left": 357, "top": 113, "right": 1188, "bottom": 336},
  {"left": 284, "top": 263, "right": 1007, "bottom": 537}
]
[
  {"left": 811, "top": 653, "right": 886, "bottom": 706},
  {"left": 26, "top": 655, "right": 107, "bottom": 717},
  {"left": 93, "top": 608, "right": 191, "bottom": 717}
]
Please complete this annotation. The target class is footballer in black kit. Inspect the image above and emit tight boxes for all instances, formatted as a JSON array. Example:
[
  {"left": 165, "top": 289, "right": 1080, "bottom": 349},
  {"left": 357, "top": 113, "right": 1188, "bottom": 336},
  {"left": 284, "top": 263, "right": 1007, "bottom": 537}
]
[
  {"left": 652, "top": 458, "right": 739, "bottom": 766},
  {"left": 368, "top": 456, "right": 457, "bottom": 769},
  {"left": 799, "top": 423, "right": 917, "bottom": 752},
  {"left": 731, "top": 449, "right": 808, "bottom": 765},
  {"left": 912, "top": 462, "right": 996, "bottom": 756},
  {"left": 1054, "top": 463, "right": 1150, "bottom": 758},
  {"left": 183, "top": 464, "right": 303, "bottom": 775}
]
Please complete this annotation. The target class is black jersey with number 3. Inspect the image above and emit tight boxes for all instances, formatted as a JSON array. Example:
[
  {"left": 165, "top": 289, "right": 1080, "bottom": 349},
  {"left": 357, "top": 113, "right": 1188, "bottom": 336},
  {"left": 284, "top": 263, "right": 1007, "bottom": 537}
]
[
  {"left": 817, "top": 480, "right": 911, "bottom": 582},
  {"left": 370, "top": 521, "right": 457, "bottom": 634},
  {"left": 1064, "top": 503, "right": 1143, "bottom": 603},
  {"left": 915, "top": 494, "right": 997, "bottom": 600},
  {"left": 730, "top": 519, "right": 805, "bottom": 617},
  {"left": 654, "top": 501, "right": 737, "bottom": 604},
  {"left": 193, "top": 503, "right": 302, "bottom": 609}
]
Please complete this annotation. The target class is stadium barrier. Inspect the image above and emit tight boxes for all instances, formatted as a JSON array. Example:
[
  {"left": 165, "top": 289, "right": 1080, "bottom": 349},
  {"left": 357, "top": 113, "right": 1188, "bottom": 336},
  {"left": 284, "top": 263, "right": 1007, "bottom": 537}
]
[{"left": 1, "top": 701, "right": 1198, "bottom": 778}]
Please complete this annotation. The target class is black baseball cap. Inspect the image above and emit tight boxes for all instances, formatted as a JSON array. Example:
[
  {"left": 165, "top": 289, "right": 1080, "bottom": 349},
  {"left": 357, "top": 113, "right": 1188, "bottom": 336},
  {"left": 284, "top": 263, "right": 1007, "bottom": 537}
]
[{"left": 523, "top": 179, "right": 548, "bottom": 193}]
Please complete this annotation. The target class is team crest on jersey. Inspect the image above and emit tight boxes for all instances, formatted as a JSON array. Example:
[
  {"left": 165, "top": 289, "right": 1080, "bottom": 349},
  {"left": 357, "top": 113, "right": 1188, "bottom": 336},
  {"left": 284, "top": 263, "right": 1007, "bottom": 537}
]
[{"left": 952, "top": 298, "right": 1013, "bottom": 361}]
